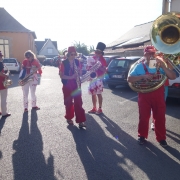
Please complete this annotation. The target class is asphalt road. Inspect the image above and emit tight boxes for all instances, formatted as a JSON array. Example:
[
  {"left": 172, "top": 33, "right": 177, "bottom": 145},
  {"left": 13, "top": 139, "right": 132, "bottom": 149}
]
[{"left": 0, "top": 66, "right": 180, "bottom": 180}]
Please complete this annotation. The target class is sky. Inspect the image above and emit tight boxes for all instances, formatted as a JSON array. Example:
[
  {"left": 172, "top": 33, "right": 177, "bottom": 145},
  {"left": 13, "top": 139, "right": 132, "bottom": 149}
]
[{"left": 0, "top": 0, "right": 163, "bottom": 50}]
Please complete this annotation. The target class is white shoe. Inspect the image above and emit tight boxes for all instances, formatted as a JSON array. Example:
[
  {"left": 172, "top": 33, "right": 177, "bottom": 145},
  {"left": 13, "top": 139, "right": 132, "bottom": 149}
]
[{"left": 151, "top": 122, "right": 155, "bottom": 131}]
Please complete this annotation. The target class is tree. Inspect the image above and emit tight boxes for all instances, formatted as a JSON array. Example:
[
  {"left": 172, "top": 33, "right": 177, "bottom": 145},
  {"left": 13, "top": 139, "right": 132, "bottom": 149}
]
[
  {"left": 58, "top": 48, "right": 67, "bottom": 55},
  {"left": 89, "top": 45, "right": 95, "bottom": 54},
  {"left": 73, "top": 41, "right": 89, "bottom": 55}
]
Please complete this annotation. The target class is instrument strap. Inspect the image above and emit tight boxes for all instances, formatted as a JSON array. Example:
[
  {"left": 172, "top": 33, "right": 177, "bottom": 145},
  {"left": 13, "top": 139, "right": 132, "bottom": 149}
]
[{"left": 142, "top": 62, "right": 160, "bottom": 75}]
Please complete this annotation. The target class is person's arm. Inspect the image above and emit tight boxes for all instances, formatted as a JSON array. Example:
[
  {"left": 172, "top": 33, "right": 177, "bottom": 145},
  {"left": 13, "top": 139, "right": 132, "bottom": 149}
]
[
  {"left": 59, "top": 63, "right": 75, "bottom": 80},
  {"left": 127, "top": 63, "right": 154, "bottom": 82},
  {"left": 127, "top": 74, "right": 153, "bottom": 83},
  {"left": 0, "top": 63, "right": 8, "bottom": 78},
  {"left": 156, "top": 56, "right": 176, "bottom": 80},
  {"left": 0, "top": 71, "right": 8, "bottom": 78}
]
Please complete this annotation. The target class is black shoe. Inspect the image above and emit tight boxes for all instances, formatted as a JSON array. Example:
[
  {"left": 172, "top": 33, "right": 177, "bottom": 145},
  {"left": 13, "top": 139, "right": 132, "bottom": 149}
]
[
  {"left": 79, "top": 122, "right": 86, "bottom": 128},
  {"left": 2, "top": 113, "right": 11, "bottom": 117},
  {"left": 138, "top": 137, "right": 146, "bottom": 145},
  {"left": 159, "top": 140, "right": 168, "bottom": 147}
]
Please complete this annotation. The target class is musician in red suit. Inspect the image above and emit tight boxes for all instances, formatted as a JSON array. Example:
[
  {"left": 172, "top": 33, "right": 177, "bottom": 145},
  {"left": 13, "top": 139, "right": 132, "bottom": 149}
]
[
  {"left": 0, "top": 51, "right": 11, "bottom": 117},
  {"left": 127, "top": 46, "right": 176, "bottom": 147},
  {"left": 87, "top": 42, "right": 107, "bottom": 115},
  {"left": 20, "top": 50, "right": 42, "bottom": 112},
  {"left": 59, "top": 46, "right": 86, "bottom": 128}
]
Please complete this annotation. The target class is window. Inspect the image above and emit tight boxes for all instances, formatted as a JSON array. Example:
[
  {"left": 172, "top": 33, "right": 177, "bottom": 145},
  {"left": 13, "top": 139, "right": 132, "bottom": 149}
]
[
  {"left": 3, "top": 58, "right": 16, "bottom": 63},
  {"left": 47, "top": 48, "right": 53, "bottom": 54},
  {"left": 109, "top": 59, "right": 128, "bottom": 68},
  {"left": 0, "top": 39, "right": 9, "bottom": 58}
]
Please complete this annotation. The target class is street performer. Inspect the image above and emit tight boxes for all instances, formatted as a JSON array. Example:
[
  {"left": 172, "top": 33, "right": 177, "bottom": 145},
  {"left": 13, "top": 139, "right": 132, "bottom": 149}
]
[
  {"left": 59, "top": 46, "right": 86, "bottom": 128},
  {"left": 0, "top": 51, "right": 11, "bottom": 117},
  {"left": 88, "top": 42, "right": 107, "bottom": 115},
  {"left": 127, "top": 46, "right": 176, "bottom": 147},
  {"left": 20, "top": 50, "right": 42, "bottom": 112}
]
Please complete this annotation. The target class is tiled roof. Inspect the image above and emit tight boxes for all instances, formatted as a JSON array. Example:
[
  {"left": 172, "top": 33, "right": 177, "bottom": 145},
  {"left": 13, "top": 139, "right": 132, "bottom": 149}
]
[
  {"left": 0, "top": 7, "right": 36, "bottom": 38},
  {"left": 104, "top": 46, "right": 145, "bottom": 53},
  {"left": 35, "top": 39, "right": 58, "bottom": 53},
  {"left": 107, "top": 21, "right": 153, "bottom": 48}
]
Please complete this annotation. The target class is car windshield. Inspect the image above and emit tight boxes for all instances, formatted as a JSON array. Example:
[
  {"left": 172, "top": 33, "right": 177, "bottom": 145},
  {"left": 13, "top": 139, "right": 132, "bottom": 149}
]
[
  {"left": 3, "top": 59, "right": 16, "bottom": 63},
  {"left": 109, "top": 59, "right": 129, "bottom": 69}
]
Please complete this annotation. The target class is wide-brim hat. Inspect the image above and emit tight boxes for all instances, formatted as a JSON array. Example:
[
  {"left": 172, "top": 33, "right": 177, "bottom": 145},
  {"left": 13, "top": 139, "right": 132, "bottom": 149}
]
[
  {"left": 95, "top": 42, "right": 106, "bottom": 52},
  {"left": 0, "top": 51, "right": 3, "bottom": 57},
  {"left": 67, "top": 46, "right": 77, "bottom": 54}
]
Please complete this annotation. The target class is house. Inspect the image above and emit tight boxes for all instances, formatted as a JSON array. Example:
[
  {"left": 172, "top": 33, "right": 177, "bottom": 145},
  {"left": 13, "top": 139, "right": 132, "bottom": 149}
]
[
  {"left": 0, "top": 7, "right": 37, "bottom": 62},
  {"left": 35, "top": 39, "right": 59, "bottom": 59},
  {"left": 104, "top": 21, "right": 153, "bottom": 57},
  {"left": 104, "top": 0, "right": 180, "bottom": 57}
]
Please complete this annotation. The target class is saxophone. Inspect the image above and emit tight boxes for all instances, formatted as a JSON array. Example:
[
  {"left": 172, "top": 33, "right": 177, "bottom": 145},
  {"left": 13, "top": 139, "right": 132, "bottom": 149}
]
[
  {"left": 18, "top": 67, "right": 38, "bottom": 86},
  {"left": 73, "top": 60, "right": 81, "bottom": 89}
]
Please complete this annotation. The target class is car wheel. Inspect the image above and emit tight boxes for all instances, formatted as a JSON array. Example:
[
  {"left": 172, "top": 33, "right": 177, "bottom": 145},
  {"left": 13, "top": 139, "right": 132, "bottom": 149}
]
[{"left": 108, "top": 84, "right": 116, "bottom": 89}]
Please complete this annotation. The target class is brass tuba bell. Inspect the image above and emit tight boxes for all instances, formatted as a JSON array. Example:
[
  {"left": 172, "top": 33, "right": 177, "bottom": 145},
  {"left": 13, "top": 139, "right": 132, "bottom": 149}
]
[
  {"left": 151, "top": 12, "right": 180, "bottom": 74},
  {"left": 150, "top": 12, "right": 180, "bottom": 54}
]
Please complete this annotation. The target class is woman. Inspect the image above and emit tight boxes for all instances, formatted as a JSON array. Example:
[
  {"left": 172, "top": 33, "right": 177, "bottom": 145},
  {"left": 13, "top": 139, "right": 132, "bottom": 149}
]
[
  {"left": 0, "top": 51, "right": 11, "bottom": 117},
  {"left": 20, "top": 50, "right": 42, "bottom": 112},
  {"left": 59, "top": 46, "right": 86, "bottom": 128}
]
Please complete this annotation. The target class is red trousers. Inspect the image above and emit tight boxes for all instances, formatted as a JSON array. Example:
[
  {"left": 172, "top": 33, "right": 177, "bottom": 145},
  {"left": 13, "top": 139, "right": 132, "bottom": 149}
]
[
  {"left": 62, "top": 80, "right": 86, "bottom": 123},
  {"left": 138, "top": 86, "right": 166, "bottom": 142}
]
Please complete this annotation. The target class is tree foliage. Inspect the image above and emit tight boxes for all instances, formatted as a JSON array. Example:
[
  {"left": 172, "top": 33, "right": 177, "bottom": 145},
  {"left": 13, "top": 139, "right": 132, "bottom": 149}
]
[
  {"left": 58, "top": 41, "right": 94, "bottom": 55},
  {"left": 73, "top": 41, "right": 89, "bottom": 55}
]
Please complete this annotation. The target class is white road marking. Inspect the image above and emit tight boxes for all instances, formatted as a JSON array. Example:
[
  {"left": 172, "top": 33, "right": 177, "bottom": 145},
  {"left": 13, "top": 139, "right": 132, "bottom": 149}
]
[{"left": 118, "top": 96, "right": 138, "bottom": 104}]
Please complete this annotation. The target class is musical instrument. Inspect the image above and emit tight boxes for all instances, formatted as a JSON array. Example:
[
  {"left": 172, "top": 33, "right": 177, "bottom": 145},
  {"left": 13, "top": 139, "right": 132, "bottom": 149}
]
[
  {"left": 150, "top": 11, "right": 180, "bottom": 74},
  {"left": 18, "top": 68, "right": 38, "bottom": 86},
  {"left": 81, "top": 61, "right": 102, "bottom": 83},
  {"left": 128, "top": 12, "right": 180, "bottom": 93},
  {"left": 3, "top": 67, "right": 12, "bottom": 88},
  {"left": 18, "top": 72, "right": 33, "bottom": 86},
  {"left": 73, "top": 60, "right": 81, "bottom": 89},
  {"left": 128, "top": 57, "right": 167, "bottom": 93}
]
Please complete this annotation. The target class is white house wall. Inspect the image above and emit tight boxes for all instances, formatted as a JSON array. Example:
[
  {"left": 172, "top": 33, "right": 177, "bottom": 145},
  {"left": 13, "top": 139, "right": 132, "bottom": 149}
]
[{"left": 39, "top": 40, "right": 59, "bottom": 57}]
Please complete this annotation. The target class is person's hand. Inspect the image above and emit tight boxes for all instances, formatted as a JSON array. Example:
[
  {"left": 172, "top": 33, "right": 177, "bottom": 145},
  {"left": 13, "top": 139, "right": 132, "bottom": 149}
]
[
  {"left": 142, "top": 74, "right": 154, "bottom": 81},
  {"left": 5, "top": 74, "right": 9, "bottom": 79},
  {"left": 155, "top": 56, "right": 166, "bottom": 69}
]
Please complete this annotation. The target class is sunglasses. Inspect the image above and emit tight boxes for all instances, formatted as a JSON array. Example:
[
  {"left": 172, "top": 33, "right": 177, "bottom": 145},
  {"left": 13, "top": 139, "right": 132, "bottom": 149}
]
[{"left": 70, "top": 53, "right": 76, "bottom": 56}]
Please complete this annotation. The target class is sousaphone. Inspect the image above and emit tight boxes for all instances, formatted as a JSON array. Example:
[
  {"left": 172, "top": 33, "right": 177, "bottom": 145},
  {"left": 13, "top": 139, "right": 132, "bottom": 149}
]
[{"left": 128, "top": 12, "right": 180, "bottom": 93}]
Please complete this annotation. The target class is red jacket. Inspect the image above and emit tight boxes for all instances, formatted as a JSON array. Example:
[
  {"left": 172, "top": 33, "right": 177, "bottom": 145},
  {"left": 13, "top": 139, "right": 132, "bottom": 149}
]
[{"left": 22, "top": 59, "right": 42, "bottom": 75}]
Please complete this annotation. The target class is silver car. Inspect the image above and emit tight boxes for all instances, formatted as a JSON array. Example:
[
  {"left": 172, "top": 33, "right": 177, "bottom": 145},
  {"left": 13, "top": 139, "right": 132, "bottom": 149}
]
[{"left": 3, "top": 58, "right": 20, "bottom": 72}]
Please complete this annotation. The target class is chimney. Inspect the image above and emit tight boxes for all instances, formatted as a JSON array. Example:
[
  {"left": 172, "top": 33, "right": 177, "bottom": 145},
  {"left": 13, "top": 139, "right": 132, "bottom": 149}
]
[{"left": 162, "top": 0, "right": 170, "bottom": 14}]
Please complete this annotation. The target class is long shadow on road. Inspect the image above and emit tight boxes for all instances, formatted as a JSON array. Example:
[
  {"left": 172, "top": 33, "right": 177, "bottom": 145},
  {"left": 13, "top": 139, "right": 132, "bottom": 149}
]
[
  {"left": 68, "top": 113, "right": 180, "bottom": 180},
  {"left": 12, "top": 110, "right": 57, "bottom": 180}
]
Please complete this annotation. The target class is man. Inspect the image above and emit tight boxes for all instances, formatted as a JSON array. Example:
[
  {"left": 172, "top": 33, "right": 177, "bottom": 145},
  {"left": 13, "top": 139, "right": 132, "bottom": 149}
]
[
  {"left": 127, "top": 46, "right": 176, "bottom": 147},
  {"left": 88, "top": 42, "right": 107, "bottom": 114},
  {"left": 0, "top": 51, "right": 11, "bottom": 117},
  {"left": 59, "top": 46, "right": 86, "bottom": 128}
]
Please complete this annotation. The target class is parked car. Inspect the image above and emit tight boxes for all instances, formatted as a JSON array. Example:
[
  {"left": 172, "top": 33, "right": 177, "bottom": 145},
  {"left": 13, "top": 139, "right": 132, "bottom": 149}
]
[
  {"left": 43, "top": 58, "right": 53, "bottom": 66},
  {"left": 168, "top": 70, "right": 180, "bottom": 99},
  {"left": 3, "top": 58, "right": 20, "bottom": 72},
  {"left": 104, "top": 55, "right": 121, "bottom": 66},
  {"left": 104, "top": 56, "right": 141, "bottom": 89}
]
